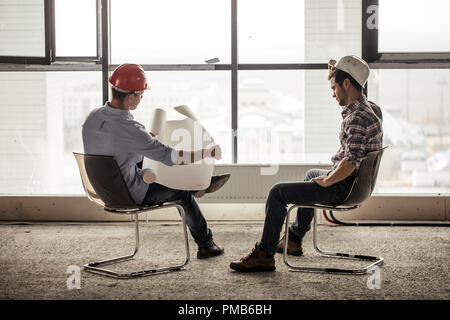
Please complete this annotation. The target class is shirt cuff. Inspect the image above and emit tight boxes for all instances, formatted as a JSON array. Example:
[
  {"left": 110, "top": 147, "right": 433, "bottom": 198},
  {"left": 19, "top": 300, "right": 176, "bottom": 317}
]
[
  {"left": 170, "top": 148, "right": 182, "bottom": 165},
  {"left": 346, "top": 156, "right": 361, "bottom": 170}
]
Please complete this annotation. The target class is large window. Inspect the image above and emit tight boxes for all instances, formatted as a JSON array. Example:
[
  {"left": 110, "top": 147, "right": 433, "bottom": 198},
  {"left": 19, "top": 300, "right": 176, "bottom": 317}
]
[
  {"left": 134, "top": 71, "right": 232, "bottom": 164},
  {"left": 0, "top": 0, "right": 449, "bottom": 195},
  {"left": 237, "top": 69, "right": 343, "bottom": 165},
  {"left": 378, "top": 0, "right": 450, "bottom": 53},
  {"left": 0, "top": 72, "right": 102, "bottom": 194},
  {"left": 304, "top": 0, "right": 361, "bottom": 63},
  {"left": 238, "top": 70, "right": 305, "bottom": 164},
  {"left": 237, "top": 0, "right": 360, "bottom": 164},
  {"left": 363, "top": 0, "right": 450, "bottom": 62},
  {"left": 0, "top": 0, "right": 47, "bottom": 62},
  {"left": 54, "top": 0, "right": 98, "bottom": 57},
  {"left": 238, "top": 0, "right": 304, "bottom": 63},
  {"left": 369, "top": 69, "right": 450, "bottom": 193},
  {"left": 111, "top": 0, "right": 231, "bottom": 64}
]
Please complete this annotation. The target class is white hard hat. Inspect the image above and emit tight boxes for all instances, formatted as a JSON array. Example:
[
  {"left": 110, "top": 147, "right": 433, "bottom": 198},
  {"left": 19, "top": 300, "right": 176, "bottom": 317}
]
[{"left": 335, "top": 55, "right": 370, "bottom": 88}]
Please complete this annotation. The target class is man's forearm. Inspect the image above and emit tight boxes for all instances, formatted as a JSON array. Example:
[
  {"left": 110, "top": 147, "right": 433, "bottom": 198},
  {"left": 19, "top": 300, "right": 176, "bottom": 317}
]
[{"left": 325, "top": 158, "right": 356, "bottom": 185}]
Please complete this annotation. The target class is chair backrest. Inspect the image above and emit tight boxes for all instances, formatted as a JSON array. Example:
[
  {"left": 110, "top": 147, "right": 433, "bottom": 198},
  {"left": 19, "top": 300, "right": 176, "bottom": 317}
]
[
  {"left": 73, "top": 152, "right": 138, "bottom": 210},
  {"left": 340, "top": 146, "right": 388, "bottom": 206}
]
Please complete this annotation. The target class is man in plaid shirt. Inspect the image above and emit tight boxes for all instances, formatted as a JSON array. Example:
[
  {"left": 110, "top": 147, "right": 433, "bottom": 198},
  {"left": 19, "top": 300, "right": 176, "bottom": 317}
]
[{"left": 230, "top": 56, "right": 383, "bottom": 272}]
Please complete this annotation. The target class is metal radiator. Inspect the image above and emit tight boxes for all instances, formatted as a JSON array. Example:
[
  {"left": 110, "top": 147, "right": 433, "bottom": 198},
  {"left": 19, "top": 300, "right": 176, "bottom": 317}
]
[{"left": 199, "top": 164, "right": 331, "bottom": 203}]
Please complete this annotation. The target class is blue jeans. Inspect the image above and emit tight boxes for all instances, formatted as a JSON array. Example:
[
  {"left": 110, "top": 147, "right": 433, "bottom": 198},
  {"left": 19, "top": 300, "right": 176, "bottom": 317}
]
[
  {"left": 259, "top": 169, "right": 355, "bottom": 256},
  {"left": 143, "top": 183, "right": 213, "bottom": 248}
]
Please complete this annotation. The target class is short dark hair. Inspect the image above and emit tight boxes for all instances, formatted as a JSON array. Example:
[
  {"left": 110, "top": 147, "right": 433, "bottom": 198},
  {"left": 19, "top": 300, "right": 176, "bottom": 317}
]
[
  {"left": 111, "top": 87, "right": 132, "bottom": 103},
  {"left": 331, "top": 69, "right": 362, "bottom": 91}
]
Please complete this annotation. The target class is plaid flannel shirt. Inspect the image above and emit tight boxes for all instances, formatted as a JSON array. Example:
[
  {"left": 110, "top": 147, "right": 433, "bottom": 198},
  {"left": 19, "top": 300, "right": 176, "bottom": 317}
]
[{"left": 331, "top": 95, "right": 383, "bottom": 172}]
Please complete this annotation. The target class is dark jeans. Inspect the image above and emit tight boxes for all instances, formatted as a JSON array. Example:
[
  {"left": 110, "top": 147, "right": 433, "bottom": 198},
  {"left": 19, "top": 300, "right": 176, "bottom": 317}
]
[
  {"left": 143, "top": 183, "right": 213, "bottom": 248},
  {"left": 259, "top": 169, "right": 355, "bottom": 256}
]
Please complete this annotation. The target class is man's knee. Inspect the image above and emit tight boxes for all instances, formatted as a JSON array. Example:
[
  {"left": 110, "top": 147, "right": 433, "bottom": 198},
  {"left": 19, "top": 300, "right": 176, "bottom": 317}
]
[
  {"left": 268, "top": 183, "right": 283, "bottom": 201},
  {"left": 176, "top": 190, "right": 195, "bottom": 204}
]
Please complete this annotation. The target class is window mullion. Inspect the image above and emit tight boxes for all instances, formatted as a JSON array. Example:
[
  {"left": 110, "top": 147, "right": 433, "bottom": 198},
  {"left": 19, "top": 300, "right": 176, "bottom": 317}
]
[
  {"left": 101, "top": 0, "right": 110, "bottom": 105},
  {"left": 231, "top": 0, "right": 238, "bottom": 164}
]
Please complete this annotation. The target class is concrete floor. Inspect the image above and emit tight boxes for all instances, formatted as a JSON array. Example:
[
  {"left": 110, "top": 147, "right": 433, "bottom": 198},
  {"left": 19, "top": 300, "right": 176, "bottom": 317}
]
[{"left": 0, "top": 222, "right": 449, "bottom": 300}]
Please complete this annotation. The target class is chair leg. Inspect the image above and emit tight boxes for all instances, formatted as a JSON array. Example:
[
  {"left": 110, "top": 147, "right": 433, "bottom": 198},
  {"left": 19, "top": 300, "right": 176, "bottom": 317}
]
[
  {"left": 84, "top": 206, "right": 190, "bottom": 279},
  {"left": 283, "top": 206, "right": 384, "bottom": 275}
]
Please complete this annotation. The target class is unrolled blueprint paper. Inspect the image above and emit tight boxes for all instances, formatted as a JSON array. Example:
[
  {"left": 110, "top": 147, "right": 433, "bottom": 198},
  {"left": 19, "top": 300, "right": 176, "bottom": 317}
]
[{"left": 143, "top": 105, "right": 215, "bottom": 191}]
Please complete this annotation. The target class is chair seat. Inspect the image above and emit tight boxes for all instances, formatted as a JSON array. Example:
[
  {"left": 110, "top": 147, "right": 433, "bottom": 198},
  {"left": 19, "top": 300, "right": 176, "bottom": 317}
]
[
  {"left": 294, "top": 203, "right": 360, "bottom": 211},
  {"left": 283, "top": 204, "right": 384, "bottom": 275},
  {"left": 104, "top": 201, "right": 183, "bottom": 214}
]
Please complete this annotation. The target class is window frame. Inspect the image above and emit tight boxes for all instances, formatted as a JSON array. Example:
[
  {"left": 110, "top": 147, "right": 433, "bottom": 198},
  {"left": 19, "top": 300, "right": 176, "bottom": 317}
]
[
  {"left": 362, "top": 0, "right": 450, "bottom": 67},
  {"left": 0, "top": 0, "right": 102, "bottom": 65},
  {"left": 53, "top": 0, "right": 102, "bottom": 62},
  {"left": 0, "top": 0, "right": 54, "bottom": 64}
]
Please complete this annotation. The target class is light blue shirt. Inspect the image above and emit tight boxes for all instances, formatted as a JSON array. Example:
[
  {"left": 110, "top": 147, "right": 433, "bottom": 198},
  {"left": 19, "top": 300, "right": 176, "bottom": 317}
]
[{"left": 82, "top": 102, "right": 176, "bottom": 204}]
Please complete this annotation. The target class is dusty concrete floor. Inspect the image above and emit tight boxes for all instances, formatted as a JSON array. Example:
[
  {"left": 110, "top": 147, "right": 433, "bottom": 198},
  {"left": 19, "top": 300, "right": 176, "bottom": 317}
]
[{"left": 0, "top": 222, "right": 449, "bottom": 300}]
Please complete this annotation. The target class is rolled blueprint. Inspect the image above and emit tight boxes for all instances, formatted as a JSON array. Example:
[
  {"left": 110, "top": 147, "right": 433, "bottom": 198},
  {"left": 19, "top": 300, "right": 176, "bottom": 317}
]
[
  {"left": 150, "top": 108, "right": 167, "bottom": 137},
  {"left": 174, "top": 105, "right": 198, "bottom": 122},
  {"left": 143, "top": 105, "right": 215, "bottom": 190}
]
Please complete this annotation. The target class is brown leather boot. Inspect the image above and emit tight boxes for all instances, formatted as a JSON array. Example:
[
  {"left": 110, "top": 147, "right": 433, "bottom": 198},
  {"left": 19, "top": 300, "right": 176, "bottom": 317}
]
[
  {"left": 229, "top": 243, "right": 276, "bottom": 272},
  {"left": 276, "top": 234, "right": 303, "bottom": 256}
]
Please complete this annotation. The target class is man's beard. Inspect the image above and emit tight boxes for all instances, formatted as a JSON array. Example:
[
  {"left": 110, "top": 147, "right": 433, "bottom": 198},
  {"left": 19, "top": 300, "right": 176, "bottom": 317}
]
[{"left": 338, "top": 91, "right": 348, "bottom": 106}]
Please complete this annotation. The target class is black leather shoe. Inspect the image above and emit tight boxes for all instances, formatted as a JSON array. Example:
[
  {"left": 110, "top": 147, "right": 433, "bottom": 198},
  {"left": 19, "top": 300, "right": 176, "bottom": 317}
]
[
  {"left": 205, "top": 173, "right": 230, "bottom": 193},
  {"left": 197, "top": 242, "right": 224, "bottom": 259},
  {"left": 193, "top": 174, "right": 231, "bottom": 198}
]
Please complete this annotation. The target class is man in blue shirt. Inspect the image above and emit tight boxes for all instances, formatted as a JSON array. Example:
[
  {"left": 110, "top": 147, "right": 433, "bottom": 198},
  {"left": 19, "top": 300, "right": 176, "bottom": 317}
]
[{"left": 82, "top": 64, "right": 226, "bottom": 259}]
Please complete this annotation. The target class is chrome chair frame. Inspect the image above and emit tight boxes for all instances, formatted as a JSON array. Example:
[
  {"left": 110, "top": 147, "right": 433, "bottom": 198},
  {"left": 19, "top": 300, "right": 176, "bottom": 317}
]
[
  {"left": 282, "top": 147, "right": 387, "bottom": 275},
  {"left": 83, "top": 203, "right": 190, "bottom": 279},
  {"left": 74, "top": 152, "right": 190, "bottom": 279},
  {"left": 283, "top": 204, "right": 383, "bottom": 275}
]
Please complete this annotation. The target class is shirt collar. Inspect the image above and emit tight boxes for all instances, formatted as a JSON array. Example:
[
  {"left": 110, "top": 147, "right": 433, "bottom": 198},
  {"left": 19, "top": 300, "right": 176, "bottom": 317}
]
[
  {"left": 341, "top": 94, "right": 367, "bottom": 119},
  {"left": 105, "top": 102, "right": 134, "bottom": 120}
]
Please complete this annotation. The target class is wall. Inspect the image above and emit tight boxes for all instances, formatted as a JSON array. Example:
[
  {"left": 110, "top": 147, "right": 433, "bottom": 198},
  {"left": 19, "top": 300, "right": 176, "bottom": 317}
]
[{"left": 0, "top": 165, "right": 448, "bottom": 222}]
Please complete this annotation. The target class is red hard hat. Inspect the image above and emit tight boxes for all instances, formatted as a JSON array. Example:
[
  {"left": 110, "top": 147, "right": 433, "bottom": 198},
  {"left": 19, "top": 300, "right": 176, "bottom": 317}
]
[{"left": 109, "top": 64, "right": 148, "bottom": 92}]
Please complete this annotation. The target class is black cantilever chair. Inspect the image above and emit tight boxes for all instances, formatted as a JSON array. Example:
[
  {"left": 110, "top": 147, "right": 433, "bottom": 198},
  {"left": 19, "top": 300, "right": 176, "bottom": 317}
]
[
  {"left": 73, "top": 152, "right": 190, "bottom": 279},
  {"left": 283, "top": 146, "right": 388, "bottom": 275}
]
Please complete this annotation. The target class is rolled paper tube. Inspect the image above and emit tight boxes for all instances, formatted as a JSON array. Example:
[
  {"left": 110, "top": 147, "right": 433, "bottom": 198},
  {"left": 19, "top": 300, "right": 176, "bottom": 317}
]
[
  {"left": 150, "top": 108, "right": 167, "bottom": 137},
  {"left": 174, "top": 105, "right": 198, "bottom": 121},
  {"left": 142, "top": 168, "right": 157, "bottom": 184}
]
